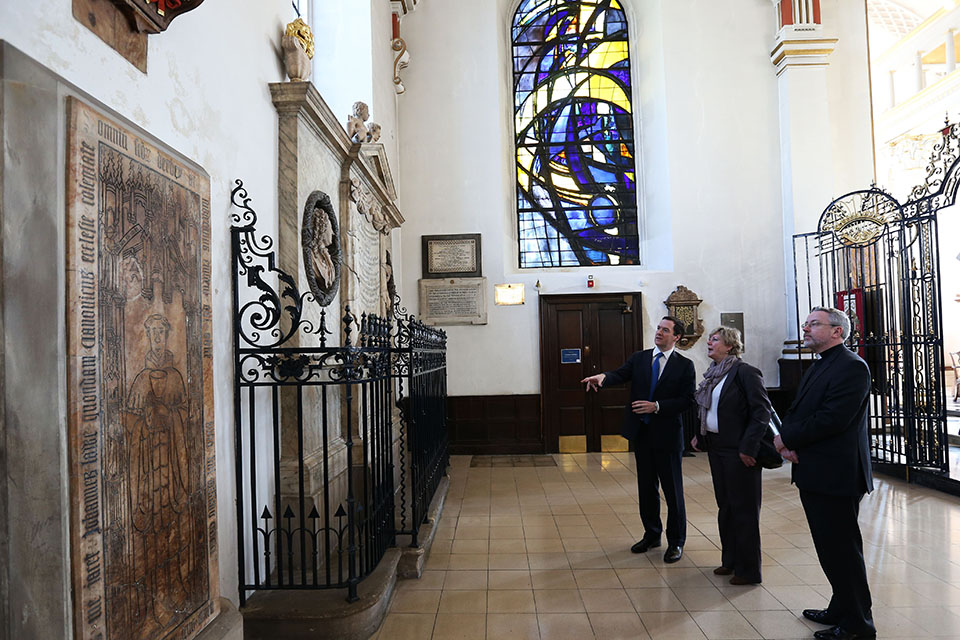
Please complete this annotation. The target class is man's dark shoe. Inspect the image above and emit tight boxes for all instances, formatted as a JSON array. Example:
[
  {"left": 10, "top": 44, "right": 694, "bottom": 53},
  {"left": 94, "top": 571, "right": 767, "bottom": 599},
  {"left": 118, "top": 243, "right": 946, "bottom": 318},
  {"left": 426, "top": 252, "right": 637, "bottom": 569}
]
[
  {"left": 813, "top": 625, "right": 876, "bottom": 640},
  {"left": 630, "top": 537, "right": 661, "bottom": 553},
  {"left": 663, "top": 545, "right": 683, "bottom": 563},
  {"left": 802, "top": 609, "right": 839, "bottom": 626}
]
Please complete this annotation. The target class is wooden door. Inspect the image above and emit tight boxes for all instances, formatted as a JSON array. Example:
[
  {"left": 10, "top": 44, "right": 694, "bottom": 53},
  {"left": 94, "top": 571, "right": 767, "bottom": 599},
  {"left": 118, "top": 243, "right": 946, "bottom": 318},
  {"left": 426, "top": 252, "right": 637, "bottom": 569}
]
[{"left": 540, "top": 293, "right": 642, "bottom": 452}]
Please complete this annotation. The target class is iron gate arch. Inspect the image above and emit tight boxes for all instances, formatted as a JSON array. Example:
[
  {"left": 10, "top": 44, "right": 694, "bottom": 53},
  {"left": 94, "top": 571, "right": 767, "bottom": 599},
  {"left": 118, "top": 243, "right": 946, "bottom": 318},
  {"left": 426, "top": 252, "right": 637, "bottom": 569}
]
[{"left": 792, "top": 120, "right": 960, "bottom": 483}]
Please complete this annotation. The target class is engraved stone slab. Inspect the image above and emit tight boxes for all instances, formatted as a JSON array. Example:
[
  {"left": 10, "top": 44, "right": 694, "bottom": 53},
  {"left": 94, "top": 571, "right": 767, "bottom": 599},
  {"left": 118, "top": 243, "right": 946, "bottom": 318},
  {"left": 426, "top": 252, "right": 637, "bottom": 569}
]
[
  {"left": 66, "top": 97, "right": 219, "bottom": 640},
  {"left": 418, "top": 277, "right": 488, "bottom": 325}
]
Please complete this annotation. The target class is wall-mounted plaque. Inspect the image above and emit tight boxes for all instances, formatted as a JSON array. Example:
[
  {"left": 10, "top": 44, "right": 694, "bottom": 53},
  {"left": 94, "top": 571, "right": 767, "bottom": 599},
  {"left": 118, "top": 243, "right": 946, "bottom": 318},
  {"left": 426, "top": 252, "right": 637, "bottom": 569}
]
[
  {"left": 422, "top": 233, "right": 482, "bottom": 278},
  {"left": 561, "top": 349, "right": 581, "bottom": 364},
  {"left": 419, "top": 277, "right": 487, "bottom": 325},
  {"left": 719, "top": 313, "right": 745, "bottom": 345},
  {"left": 66, "top": 97, "right": 218, "bottom": 640}
]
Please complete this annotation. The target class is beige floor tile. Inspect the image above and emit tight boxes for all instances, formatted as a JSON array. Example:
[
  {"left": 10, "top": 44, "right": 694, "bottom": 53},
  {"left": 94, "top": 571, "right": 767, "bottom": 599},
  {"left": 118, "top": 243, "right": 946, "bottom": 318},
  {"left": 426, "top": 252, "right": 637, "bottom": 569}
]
[
  {"left": 425, "top": 553, "right": 450, "bottom": 571},
  {"left": 562, "top": 537, "right": 603, "bottom": 553},
  {"left": 444, "top": 570, "right": 488, "bottom": 590},
  {"left": 671, "top": 586, "right": 735, "bottom": 611},
  {"left": 489, "top": 539, "right": 527, "bottom": 554},
  {"left": 740, "top": 610, "right": 820, "bottom": 639},
  {"left": 691, "top": 611, "right": 762, "bottom": 639},
  {"left": 433, "top": 613, "right": 486, "bottom": 640},
  {"left": 525, "top": 538, "right": 565, "bottom": 552},
  {"left": 490, "top": 525, "right": 525, "bottom": 539},
  {"left": 638, "top": 611, "right": 708, "bottom": 639},
  {"left": 566, "top": 551, "right": 613, "bottom": 569},
  {"left": 489, "top": 553, "right": 529, "bottom": 570},
  {"left": 453, "top": 539, "right": 490, "bottom": 554},
  {"left": 448, "top": 554, "right": 490, "bottom": 570},
  {"left": 533, "top": 588, "right": 585, "bottom": 613},
  {"left": 579, "top": 588, "right": 636, "bottom": 613},
  {"left": 586, "top": 612, "right": 651, "bottom": 639},
  {"left": 617, "top": 568, "right": 669, "bottom": 589},
  {"left": 390, "top": 589, "right": 442, "bottom": 613},
  {"left": 763, "top": 584, "right": 828, "bottom": 611},
  {"left": 487, "top": 590, "right": 537, "bottom": 613},
  {"left": 375, "top": 613, "right": 437, "bottom": 640},
  {"left": 895, "top": 606, "right": 960, "bottom": 636},
  {"left": 573, "top": 569, "right": 623, "bottom": 589},
  {"left": 716, "top": 586, "right": 787, "bottom": 611},
  {"left": 684, "top": 548, "right": 722, "bottom": 568},
  {"left": 658, "top": 567, "right": 714, "bottom": 588},
  {"left": 626, "top": 587, "right": 686, "bottom": 612},
  {"left": 485, "top": 613, "right": 541, "bottom": 640},
  {"left": 527, "top": 553, "right": 570, "bottom": 570},
  {"left": 439, "top": 589, "right": 487, "bottom": 613},
  {"left": 490, "top": 515, "right": 523, "bottom": 527},
  {"left": 489, "top": 570, "right": 533, "bottom": 590},
  {"left": 530, "top": 569, "right": 578, "bottom": 590},
  {"left": 536, "top": 613, "right": 595, "bottom": 640},
  {"left": 456, "top": 527, "right": 491, "bottom": 540},
  {"left": 404, "top": 570, "right": 446, "bottom": 590},
  {"left": 558, "top": 525, "right": 596, "bottom": 538}
]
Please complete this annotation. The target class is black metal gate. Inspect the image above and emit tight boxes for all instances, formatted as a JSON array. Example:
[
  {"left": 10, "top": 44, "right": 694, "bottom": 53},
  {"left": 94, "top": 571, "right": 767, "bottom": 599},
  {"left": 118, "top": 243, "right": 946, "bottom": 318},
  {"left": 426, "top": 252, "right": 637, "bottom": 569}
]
[
  {"left": 792, "top": 120, "right": 960, "bottom": 484},
  {"left": 229, "top": 180, "right": 449, "bottom": 604}
]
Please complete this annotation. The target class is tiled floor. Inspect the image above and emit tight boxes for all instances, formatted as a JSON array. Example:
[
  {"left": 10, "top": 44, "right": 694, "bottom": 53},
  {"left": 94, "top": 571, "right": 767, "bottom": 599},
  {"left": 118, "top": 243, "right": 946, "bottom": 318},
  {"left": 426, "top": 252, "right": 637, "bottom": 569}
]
[{"left": 371, "top": 453, "right": 960, "bottom": 639}]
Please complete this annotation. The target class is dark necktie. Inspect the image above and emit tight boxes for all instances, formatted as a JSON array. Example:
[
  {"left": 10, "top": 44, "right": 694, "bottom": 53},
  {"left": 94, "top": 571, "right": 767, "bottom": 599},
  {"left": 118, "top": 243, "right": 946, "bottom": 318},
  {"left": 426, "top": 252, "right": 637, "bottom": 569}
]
[{"left": 642, "top": 353, "right": 663, "bottom": 424}]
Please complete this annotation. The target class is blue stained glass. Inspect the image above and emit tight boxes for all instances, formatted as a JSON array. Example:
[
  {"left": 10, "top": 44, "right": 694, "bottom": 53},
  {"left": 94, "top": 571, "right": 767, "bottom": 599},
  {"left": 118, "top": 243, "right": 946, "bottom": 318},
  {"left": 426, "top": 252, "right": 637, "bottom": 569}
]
[{"left": 513, "top": 0, "right": 639, "bottom": 268}]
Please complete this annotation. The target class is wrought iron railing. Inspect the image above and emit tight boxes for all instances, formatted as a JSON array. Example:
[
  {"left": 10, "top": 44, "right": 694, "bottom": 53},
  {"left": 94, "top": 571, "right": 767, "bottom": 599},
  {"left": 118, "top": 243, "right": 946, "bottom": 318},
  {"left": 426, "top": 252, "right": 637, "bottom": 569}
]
[{"left": 230, "top": 180, "right": 448, "bottom": 604}]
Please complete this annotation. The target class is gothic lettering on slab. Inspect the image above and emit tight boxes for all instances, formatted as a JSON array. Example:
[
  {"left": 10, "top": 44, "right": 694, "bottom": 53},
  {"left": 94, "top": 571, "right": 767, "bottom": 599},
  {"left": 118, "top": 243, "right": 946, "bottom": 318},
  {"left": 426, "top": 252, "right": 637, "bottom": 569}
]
[{"left": 66, "top": 97, "right": 218, "bottom": 640}]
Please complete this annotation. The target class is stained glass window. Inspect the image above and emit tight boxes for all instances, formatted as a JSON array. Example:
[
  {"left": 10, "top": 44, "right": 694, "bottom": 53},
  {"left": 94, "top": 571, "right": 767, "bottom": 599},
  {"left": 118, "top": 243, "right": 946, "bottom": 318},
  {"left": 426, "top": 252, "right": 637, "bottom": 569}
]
[{"left": 512, "top": 0, "right": 639, "bottom": 268}]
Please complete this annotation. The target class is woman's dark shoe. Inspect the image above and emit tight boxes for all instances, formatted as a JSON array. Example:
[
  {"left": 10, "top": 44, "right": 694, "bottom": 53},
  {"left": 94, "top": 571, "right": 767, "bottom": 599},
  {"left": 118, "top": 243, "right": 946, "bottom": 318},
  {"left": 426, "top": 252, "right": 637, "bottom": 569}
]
[
  {"left": 713, "top": 566, "right": 733, "bottom": 576},
  {"left": 729, "top": 575, "right": 761, "bottom": 585}
]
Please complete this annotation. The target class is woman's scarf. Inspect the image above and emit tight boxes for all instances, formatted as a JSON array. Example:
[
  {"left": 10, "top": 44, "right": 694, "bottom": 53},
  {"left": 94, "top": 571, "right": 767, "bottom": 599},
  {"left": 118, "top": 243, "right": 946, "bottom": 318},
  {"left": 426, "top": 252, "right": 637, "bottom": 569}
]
[{"left": 695, "top": 355, "right": 740, "bottom": 433}]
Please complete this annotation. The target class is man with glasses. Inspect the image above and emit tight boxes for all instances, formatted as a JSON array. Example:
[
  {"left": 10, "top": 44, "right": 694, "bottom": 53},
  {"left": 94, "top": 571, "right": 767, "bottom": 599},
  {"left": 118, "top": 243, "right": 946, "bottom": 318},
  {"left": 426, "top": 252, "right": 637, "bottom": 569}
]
[
  {"left": 582, "top": 316, "right": 696, "bottom": 564},
  {"left": 774, "top": 307, "right": 876, "bottom": 640}
]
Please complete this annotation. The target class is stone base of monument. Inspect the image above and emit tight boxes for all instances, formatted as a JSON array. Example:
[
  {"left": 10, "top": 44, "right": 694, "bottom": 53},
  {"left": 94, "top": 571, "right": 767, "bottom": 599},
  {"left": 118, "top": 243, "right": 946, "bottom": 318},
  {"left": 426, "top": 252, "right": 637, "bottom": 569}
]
[
  {"left": 196, "top": 599, "right": 244, "bottom": 640},
  {"left": 241, "top": 476, "right": 449, "bottom": 639}
]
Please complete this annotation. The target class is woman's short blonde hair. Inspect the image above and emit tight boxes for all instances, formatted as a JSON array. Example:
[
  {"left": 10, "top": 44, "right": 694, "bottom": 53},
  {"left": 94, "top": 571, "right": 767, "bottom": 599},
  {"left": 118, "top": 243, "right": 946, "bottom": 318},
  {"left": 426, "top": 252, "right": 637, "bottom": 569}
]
[{"left": 709, "top": 326, "right": 743, "bottom": 356}]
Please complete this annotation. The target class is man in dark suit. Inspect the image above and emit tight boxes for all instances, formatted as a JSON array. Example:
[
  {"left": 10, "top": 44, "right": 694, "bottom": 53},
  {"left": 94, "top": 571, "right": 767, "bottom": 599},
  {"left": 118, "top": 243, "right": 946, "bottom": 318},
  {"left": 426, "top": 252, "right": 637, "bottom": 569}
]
[
  {"left": 774, "top": 307, "right": 876, "bottom": 640},
  {"left": 582, "top": 316, "right": 696, "bottom": 563}
]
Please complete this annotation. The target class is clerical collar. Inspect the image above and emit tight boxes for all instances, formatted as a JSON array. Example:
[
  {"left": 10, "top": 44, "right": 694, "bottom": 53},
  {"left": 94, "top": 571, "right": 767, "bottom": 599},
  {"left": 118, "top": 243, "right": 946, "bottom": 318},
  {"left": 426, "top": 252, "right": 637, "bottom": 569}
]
[{"left": 818, "top": 343, "right": 846, "bottom": 360}]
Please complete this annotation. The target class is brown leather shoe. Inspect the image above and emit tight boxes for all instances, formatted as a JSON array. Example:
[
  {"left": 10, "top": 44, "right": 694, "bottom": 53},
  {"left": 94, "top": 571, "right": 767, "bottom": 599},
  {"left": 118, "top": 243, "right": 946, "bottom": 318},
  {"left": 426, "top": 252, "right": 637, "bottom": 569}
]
[{"left": 713, "top": 566, "right": 733, "bottom": 575}]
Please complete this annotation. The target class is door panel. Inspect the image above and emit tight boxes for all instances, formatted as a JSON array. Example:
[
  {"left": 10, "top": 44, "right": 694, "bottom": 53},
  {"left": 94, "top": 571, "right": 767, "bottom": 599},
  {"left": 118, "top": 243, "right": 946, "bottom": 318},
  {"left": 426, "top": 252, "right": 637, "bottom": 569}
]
[{"left": 540, "top": 293, "right": 642, "bottom": 452}]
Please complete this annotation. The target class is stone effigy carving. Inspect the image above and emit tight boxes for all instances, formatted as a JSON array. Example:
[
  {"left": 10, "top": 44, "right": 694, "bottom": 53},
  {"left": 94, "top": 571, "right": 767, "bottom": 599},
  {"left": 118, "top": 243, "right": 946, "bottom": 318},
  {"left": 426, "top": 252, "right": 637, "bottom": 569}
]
[
  {"left": 346, "top": 101, "right": 382, "bottom": 143},
  {"left": 282, "top": 17, "right": 315, "bottom": 81},
  {"left": 349, "top": 176, "right": 390, "bottom": 235},
  {"left": 65, "top": 97, "right": 218, "bottom": 640},
  {"left": 301, "top": 190, "right": 341, "bottom": 306}
]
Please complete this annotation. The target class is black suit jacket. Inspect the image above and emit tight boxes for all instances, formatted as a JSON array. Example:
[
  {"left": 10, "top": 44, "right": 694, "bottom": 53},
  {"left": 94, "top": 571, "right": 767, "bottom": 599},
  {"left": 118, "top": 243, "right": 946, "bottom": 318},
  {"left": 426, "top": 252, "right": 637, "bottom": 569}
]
[
  {"left": 706, "top": 361, "right": 772, "bottom": 457},
  {"left": 603, "top": 349, "right": 696, "bottom": 451},
  {"left": 779, "top": 344, "right": 874, "bottom": 496}
]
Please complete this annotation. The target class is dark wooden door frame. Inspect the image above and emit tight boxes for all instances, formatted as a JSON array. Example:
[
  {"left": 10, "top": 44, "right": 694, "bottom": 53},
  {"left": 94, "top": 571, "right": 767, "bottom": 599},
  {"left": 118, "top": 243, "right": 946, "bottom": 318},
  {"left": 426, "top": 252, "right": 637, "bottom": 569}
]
[{"left": 539, "top": 292, "right": 642, "bottom": 452}]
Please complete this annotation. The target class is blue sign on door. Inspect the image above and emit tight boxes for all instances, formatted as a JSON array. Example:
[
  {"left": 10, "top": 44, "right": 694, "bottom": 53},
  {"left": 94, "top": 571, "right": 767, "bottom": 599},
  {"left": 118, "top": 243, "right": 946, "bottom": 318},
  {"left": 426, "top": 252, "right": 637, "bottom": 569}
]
[{"left": 560, "top": 348, "right": 581, "bottom": 364}]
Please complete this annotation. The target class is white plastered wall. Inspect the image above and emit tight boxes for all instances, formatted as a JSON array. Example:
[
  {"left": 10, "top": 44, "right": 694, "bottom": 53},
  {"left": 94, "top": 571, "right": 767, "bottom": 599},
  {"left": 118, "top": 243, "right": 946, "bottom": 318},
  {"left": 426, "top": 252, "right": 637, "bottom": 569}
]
[
  {"left": 0, "top": 0, "right": 400, "bottom": 608},
  {"left": 396, "top": 0, "right": 872, "bottom": 397}
]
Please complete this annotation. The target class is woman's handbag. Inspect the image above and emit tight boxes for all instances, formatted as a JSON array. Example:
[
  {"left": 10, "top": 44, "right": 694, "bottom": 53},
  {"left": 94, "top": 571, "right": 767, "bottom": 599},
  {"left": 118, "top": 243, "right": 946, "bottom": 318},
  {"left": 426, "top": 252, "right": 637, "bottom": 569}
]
[{"left": 756, "top": 411, "right": 784, "bottom": 469}]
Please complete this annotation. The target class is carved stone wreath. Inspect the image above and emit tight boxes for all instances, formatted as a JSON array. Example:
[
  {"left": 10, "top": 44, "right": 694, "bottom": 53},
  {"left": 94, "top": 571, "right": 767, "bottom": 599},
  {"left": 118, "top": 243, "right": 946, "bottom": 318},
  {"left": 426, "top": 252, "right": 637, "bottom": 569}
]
[{"left": 301, "top": 191, "right": 342, "bottom": 306}]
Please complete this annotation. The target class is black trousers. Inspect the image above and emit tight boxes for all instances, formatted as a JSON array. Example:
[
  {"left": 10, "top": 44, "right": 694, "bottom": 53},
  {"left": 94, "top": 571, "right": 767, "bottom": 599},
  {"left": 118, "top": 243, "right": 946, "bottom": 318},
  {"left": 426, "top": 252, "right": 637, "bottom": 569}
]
[
  {"left": 634, "top": 445, "right": 686, "bottom": 546},
  {"left": 707, "top": 450, "right": 762, "bottom": 582},
  {"left": 800, "top": 490, "right": 875, "bottom": 635}
]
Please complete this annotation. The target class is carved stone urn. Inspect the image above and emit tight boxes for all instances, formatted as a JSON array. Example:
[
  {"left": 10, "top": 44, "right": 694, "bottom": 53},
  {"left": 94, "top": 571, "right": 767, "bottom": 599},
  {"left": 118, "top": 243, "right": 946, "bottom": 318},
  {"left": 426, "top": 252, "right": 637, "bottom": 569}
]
[{"left": 282, "top": 35, "right": 311, "bottom": 81}]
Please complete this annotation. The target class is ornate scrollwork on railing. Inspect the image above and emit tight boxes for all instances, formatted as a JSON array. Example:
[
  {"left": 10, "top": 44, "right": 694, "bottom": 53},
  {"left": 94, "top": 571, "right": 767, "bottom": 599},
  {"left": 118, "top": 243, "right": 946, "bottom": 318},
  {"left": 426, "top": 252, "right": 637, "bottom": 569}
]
[
  {"left": 231, "top": 179, "right": 329, "bottom": 348},
  {"left": 907, "top": 119, "right": 960, "bottom": 210}
]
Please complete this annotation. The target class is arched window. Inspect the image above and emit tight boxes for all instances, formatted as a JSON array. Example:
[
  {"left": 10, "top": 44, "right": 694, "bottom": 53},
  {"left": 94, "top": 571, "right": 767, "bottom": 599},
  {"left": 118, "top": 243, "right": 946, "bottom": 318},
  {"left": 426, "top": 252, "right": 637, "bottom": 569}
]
[{"left": 512, "top": 0, "right": 638, "bottom": 268}]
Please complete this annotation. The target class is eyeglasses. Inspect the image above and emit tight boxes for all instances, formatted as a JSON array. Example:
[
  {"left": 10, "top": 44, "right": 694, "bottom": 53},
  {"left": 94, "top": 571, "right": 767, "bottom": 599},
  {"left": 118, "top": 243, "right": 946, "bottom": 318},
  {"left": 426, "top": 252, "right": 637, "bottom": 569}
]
[{"left": 801, "top": 320, "right": 840, "bottom": 329}]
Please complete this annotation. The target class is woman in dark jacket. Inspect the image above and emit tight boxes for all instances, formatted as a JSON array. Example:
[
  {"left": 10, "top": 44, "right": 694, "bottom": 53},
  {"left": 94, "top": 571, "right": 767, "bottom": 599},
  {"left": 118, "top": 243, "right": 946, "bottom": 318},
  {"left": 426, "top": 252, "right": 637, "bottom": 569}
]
[{"left": 691, "top": 326, "right": 771, "bottom": 585}]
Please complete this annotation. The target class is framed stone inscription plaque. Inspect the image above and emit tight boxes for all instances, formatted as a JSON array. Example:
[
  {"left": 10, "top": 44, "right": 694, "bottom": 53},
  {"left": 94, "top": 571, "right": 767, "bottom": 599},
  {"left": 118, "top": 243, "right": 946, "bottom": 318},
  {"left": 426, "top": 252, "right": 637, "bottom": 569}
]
[
  {"left": 419, "top": 277, "right": 488, "bottom": 325},
  {"left": 422, "top": 233, "right": 482, "bottom": 279},
  {"left": 66, "top": 97, "right": 218, "bottom": 640}
]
